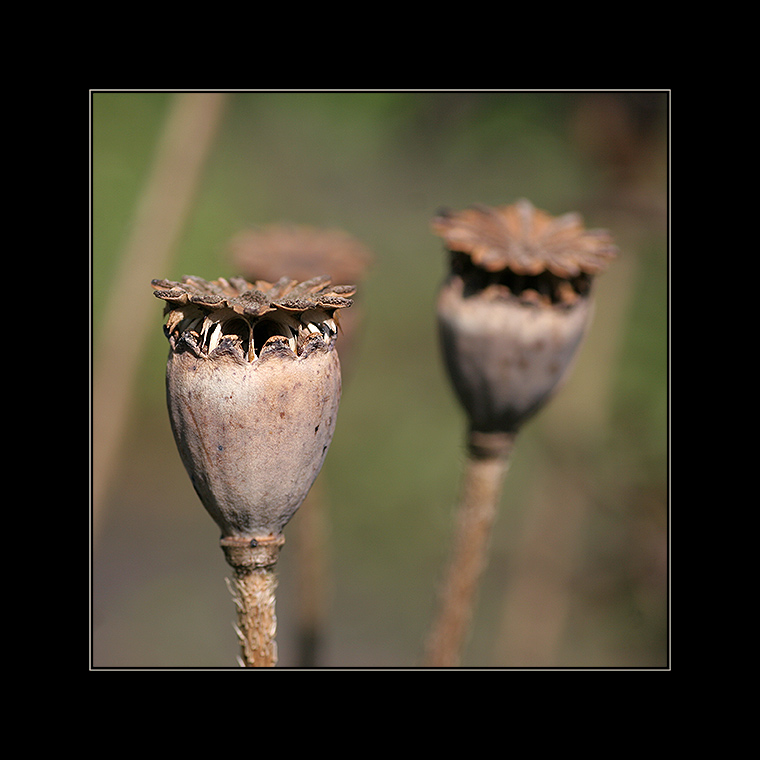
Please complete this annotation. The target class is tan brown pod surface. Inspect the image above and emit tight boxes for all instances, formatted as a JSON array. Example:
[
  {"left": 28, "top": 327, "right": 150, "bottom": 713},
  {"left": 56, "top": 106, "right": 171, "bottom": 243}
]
[{"left": 153, "top": 274, "right": 354, "bottom": 541}]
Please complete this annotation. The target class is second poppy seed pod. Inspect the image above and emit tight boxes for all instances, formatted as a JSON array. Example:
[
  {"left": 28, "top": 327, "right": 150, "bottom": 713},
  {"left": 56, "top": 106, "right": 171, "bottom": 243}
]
[
  {"left": 152, "top": 274, "right": 355, "bottom": 542},
  {"left": 433, "top": 200, "right": 617, "bottom": 436}
]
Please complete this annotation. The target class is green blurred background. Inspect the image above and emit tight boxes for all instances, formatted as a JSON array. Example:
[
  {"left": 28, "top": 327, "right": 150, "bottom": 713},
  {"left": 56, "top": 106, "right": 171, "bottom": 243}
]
[{"left": 91, "top": 91, "right": 668, "bottom": 668}]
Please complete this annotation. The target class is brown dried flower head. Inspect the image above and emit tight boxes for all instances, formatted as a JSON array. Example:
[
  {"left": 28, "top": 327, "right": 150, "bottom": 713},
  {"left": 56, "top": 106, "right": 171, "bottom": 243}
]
[
  {"left": 152, "top": 274, "right": 355, "bottom": 541},
  {"left": 230, "top": 223, "right": 373, "bottom": 286},
  {"left": 433, "top": 199, "right": 617, "bottom": 435},
  {"left": 432, "top": 198, "right": 616, "bottom": 278}
]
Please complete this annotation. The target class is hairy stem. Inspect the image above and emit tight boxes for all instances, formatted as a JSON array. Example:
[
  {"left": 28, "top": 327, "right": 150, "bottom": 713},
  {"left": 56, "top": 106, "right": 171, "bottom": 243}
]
[
  {"left": 222, "top": 536, "right": 285, "bottom": 667},
  {"left": 425, "top": 431, "right": 515, "bottom": 667}
]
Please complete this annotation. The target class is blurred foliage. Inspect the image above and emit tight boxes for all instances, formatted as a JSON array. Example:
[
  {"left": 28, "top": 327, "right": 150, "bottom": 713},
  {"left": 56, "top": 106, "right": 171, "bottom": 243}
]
[{"left": 91, "top": 91, "right": 668, "bottom": 668}]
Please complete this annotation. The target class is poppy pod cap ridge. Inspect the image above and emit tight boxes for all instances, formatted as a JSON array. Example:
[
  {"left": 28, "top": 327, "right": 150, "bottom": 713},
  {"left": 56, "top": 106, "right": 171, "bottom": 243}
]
[
  {"left": 152, "top": 274, "right": 355, "bottom": 546},
  {"left": 432, "top": 199, "right": 617, "bottom": 440}
]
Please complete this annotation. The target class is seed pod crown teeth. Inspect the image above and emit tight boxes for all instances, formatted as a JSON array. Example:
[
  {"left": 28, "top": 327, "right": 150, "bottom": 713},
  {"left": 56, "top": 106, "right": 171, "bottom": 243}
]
[{"left": 152, "top": 275, "right": 355, "bottom": 361}]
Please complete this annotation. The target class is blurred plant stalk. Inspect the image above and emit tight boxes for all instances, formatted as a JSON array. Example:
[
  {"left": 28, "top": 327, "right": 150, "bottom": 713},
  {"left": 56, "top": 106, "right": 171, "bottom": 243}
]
[
  {"left": 425, "top": 432, "right": 514, "bottom": 666},
  {"left": 93, "top": 93, "right": 227, "bottom": 535},
  {"left": 230, "top": 223, "right": 372, "bottom": 666}
]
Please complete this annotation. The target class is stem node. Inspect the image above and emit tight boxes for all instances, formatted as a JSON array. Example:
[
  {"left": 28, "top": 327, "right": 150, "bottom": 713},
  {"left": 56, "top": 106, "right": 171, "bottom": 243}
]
[{"left": 221, "top": 535, "right": 285, "bottom": 667}]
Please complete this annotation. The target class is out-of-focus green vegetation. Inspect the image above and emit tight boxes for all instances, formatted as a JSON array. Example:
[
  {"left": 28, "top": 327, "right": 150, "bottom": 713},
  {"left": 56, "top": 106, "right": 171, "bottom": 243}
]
[{"left": 92, "top": 91, "right": 668, "bottom": 668}]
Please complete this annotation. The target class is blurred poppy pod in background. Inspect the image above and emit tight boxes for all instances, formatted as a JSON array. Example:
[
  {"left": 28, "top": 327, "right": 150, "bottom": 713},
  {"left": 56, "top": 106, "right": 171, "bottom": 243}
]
[
  {"left": 425, "top": 199, "right": 618, "bottom": 666},
  {"left": 152, "top": 274, "right": 355, "bottom": 542},
  {"left": 229, "top": 223, "right": 372, "bottom": 378},
  {"left": 433, "top": 199, "right": 617, "bottom": 439}
]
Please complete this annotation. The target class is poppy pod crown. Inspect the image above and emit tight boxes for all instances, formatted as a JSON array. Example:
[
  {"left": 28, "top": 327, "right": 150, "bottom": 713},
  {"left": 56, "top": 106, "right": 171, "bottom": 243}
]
[
  {"left": 152, "top": 274, "right": 355, "bottom": 541},
  {"left": 432, "top": 199, "right": 617, "bottom": 436}
]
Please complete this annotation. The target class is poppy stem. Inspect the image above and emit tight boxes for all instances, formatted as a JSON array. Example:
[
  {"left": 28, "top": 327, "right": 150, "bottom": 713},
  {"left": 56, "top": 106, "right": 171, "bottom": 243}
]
[
  {"left": 222, "top": 536, "right": 285, "bottom": 667},
  {"left": 425, "top": 431, "right": 515, "bottom": 667}
]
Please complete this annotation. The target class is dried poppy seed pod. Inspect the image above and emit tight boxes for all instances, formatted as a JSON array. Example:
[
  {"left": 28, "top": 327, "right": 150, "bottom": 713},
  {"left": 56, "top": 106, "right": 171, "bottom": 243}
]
[
  {"left": 425, "top": 201, "right": 616, "bottom": 666},
  {"left": 152, "top": 274, "right": 355, "bottom": 544},
  {"left": 433, "top": 199, "right": 617, "bottom": 440}
]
